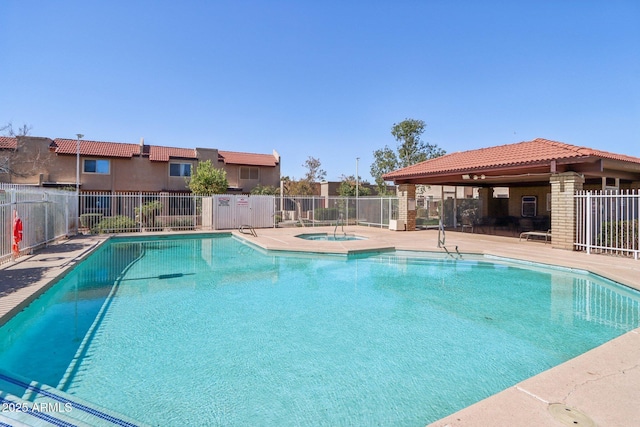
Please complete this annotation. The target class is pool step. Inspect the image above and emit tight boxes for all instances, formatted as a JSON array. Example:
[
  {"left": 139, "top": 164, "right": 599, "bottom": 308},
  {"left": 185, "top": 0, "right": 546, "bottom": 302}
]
[{"left": 0, "top": 370, "right": 148, "bottom": 427}]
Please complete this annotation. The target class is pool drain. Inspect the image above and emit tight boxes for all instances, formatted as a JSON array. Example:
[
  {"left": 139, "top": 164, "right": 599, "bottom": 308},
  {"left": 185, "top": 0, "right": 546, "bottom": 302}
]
[{"left": 548, "top": 403, "right": 596, "bottom": 427}]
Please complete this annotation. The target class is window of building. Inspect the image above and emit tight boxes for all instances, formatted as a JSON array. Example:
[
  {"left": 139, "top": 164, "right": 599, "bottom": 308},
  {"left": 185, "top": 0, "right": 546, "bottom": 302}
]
[
  {"left": 170, "top": 163, "right": 191, "bottom": 177},
  {"left": 240, "top": 166, "right": 259, "bottom": 180},
  {"left": 522, "top": 196, "right": 537, "bottom": 217},
  {"left": 83, "top": 159, "right": 110, "bottom": 174},
  {"left": 83, "top": 194, "right": 111, "bottom": 216}
]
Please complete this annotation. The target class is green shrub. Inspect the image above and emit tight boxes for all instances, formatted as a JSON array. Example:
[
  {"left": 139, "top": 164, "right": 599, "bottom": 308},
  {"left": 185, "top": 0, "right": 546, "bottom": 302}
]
[
  {"left": 315, "top": 208, "right": 339, "bottom": 220},
  {"left": 92, "top": 216, "right": 137, "bottom": 233},
  {"left": 597, "top": 220, "right": 639, "bottom": 249},
  {"left": 416, "top": 218, "right": 440, "bottom": 226},
  {"left": 80, "top": 213, "right": 103, "bottom": 229},
  {"left": 155, "top": 216, "right": 194, "bottom": 229},
  {"left": 135, "top": 201, "right": 162, "bottom": 227},
  {"left": 314, "top": 207, "right": 356, "bottom": 221},
  {"left": 250, "top": 184, "right": 280, "bottom": 195}
]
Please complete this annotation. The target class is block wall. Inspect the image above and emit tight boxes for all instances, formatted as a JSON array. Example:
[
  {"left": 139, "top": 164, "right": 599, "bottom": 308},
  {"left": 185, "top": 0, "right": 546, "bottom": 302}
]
[
  {"left": 397, "top": 184, "right": 416, "bottom": 231},
  {"left": 550, "top": 172, "right": 584, "bottom": 250}
]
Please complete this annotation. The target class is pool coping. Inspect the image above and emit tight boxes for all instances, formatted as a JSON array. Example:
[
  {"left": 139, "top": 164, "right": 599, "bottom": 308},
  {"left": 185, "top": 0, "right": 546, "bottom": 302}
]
[
  {"left": 0, "top": 234, "right": 111, "bottom": 327},
  {"left": 1, "top": 227, "right": 639, "bottom": 426}
]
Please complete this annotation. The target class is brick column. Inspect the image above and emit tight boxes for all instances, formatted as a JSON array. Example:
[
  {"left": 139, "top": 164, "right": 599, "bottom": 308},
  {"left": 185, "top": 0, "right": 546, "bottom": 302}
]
[
  {"left": 397, "top": 184, "right": 416, "bottom": 231},
  {"left": 550, "top": 172, "right": 584, "bottom": 250}
]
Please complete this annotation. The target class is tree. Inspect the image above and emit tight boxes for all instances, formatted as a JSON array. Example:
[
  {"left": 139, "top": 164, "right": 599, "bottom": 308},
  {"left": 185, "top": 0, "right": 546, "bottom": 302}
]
[
  {"left": 1, "top": 121, "right": 46, "bottom": 179},
  {"left": 303, "top": 156, "right": 326, "bottom": 182},
  {"left": 187, "top": 160, "right": 228, "bottom": 195},
  {"left": 1, "top": 121, "right": 32, "bottom": 137},
  {"left": 370, "top": 118, "right": 445, "bottom": 194},
  {"left": 279, "top": 157, "right": 326, "bottom": 196},
  {"left": 391, "top": 118, "right": 445, "bottom": 167},
  {"left": 281, "top": 175, "right": 314, "bottom": 196},
  {"left": 337, "top": 174, "right": 371, "bottom": 197},
  {"left": 370, "top": 146, "right": 399, "bottom": 195}
]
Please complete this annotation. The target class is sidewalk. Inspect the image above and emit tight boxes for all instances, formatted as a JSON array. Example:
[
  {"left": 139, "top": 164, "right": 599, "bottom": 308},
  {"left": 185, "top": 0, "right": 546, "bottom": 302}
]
[{"left": 0, "top": 234, "right": 109, "bottom": 325}]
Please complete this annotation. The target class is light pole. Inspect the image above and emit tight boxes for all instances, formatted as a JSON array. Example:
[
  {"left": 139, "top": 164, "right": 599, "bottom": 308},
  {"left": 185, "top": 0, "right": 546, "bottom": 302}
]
[
  {"left": 356, "top": 157, "right": 359, "bottom": 221},
  {"left": 75, "top": 134, "right": 84, "bottom": 234}
]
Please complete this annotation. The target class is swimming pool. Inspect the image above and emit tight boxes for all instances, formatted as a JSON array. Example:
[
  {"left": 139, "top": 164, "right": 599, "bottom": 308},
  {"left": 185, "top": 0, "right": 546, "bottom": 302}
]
[{"left": 1, "top": 234, "right": 639, "bottom": 426}]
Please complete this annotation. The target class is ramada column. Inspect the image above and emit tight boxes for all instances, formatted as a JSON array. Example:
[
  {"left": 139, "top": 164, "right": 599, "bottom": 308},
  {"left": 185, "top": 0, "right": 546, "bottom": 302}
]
[
  {"left": 397, "top": 184, "right": 416, "bottom": 231},
  {"left": 550, "top": 172, "right": 584, "bottom": 250},
  {"left": 477, "top": 187, "right": 491, "bottom": 219}
]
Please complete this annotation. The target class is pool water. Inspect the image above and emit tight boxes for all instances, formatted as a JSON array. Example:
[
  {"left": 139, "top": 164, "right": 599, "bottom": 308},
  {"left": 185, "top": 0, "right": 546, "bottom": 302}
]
[{"left": 0, "top": 235, "right": 639, "bottom": 426}]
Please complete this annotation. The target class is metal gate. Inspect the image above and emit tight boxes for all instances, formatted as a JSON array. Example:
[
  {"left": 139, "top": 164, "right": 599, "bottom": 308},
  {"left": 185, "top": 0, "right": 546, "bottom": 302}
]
[{"left": 208, "top": 195, "right": 275, "bottom": 230}]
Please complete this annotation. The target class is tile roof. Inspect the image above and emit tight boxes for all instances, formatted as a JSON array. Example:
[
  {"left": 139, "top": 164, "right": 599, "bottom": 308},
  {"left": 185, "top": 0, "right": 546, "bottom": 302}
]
[
  {"left": 52, "top": 139, "right": 197, "bottom": 161},
  {"left": 0, "top": 136, "right": 17, "bottom": 150},
  {"left": 218, "top": 150, "right": 278, "bottom": 167},
  {"left": 383, "top": 138, "right": 640, "bottom": 180},
  {"left": 149, "top": 146, "right": 197, "bottom": 161},
  {"left": 53, "top": 138, "right": 141, "bottom": 158}
]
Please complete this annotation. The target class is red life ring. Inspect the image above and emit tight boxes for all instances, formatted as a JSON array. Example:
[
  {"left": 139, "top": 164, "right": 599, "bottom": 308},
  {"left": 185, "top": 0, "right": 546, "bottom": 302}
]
[{"left": 13, "top": 215, "right": 23, "bottom": 256}]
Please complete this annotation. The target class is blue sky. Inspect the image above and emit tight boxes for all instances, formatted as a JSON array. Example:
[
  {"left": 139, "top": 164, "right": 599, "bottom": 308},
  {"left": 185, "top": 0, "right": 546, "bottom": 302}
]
[{"left": 2, "top": 0, "right": 638, "bottom": 183}]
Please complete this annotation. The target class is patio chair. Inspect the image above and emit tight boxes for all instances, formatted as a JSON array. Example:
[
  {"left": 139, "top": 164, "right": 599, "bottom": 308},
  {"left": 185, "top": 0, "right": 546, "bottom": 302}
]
[
  {"left": 519, "top": 229, "right": 552, "bottom": 243},
  {"left": 460, "top": 216, "right": 474, "bottom": 233}
]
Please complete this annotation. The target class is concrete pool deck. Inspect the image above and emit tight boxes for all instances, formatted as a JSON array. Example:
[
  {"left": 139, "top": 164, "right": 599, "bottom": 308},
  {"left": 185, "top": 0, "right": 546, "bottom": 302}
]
[{"left": 1, "top": 227, "right": 639, "bottom": 426}]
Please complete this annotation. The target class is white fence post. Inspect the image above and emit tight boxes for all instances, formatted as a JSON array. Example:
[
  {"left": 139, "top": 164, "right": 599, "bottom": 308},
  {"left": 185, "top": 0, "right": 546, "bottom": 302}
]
[
  {"left": 576, "top": 189, "right": 639, "bottom": 260},
  {"left": 586, "top": 192, "right": 591, "bottom": 255},
  {"left": 65, "top": 192, "right": 69, "bottom": 236}
]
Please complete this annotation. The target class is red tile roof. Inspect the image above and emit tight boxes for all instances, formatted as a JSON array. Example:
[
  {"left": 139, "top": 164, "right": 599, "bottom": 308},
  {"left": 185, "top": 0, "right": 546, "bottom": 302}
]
[
  {"left": 218, "top": 150, "right": 278, "bottom": 167},
  {"left": 53, "top": 138, "right": 141, "bottom": 158},
  {"left": 52, "top": 138, "right": 197, "bottom": 161},
  {"left": 383, "top": 138, "right": 640, "bottom": 180},
  {"left": 149, "top": 145, "right": 197, "bottom": 161},
  {"left": 0, "top": 136, "right": 17, "bottom": 150}
]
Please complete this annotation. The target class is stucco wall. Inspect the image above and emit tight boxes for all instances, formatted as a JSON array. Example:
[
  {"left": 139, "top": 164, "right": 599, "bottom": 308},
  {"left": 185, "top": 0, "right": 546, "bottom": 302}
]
[
  {"left": 3, "top": 137, "right": 57, "bottom": 185},
  {"left": 47, "top": 155, "right": 76, "bottom": 186},
  {"left": 112, "top": 158, "right": 193, "bottom": 192},
  {"left": 507, "top": 185, "right": 551, "bottom": 218},
  {"left": 224, "top": 163, "right": 280, "bottom": 192}
]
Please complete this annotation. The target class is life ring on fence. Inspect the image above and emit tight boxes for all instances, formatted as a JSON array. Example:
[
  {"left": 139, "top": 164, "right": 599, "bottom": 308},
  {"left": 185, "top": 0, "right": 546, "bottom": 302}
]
[{"left": 12, "top": 211, "right": 23, "bottom": 257}]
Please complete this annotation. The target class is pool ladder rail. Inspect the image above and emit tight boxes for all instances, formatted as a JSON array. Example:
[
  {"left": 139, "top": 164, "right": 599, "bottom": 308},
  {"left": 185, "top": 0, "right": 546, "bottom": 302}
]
[
  {"left": 239, "top": 224, "right": 257, "bottom": 237},
  {"left": 442, "top": 245, "right": 462, "bottom": 259},
  {"left": 334, "top": 213, "right": 347, "bottom": 240},
  {"left": 437, "top": 220, "right": 462, "bottom": 259}
]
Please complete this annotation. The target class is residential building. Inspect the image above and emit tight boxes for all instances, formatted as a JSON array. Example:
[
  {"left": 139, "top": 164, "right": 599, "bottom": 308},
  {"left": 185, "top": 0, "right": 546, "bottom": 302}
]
[{"left": 0, "top": 136, "right": 280, "bottom": 193}]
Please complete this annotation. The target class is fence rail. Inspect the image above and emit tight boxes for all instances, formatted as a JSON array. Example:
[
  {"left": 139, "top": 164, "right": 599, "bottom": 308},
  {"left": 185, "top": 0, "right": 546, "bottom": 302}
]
[
  {"left": 1, "top": 184, "right": 77, "bottom": 266},
  {"left": 5, "top": 185, "right": 640, "bottom": 263},
  {"left": 575, "top": 190, "right": 639, "bottom": 259},
  {"left": 275, "top": 196, "right": 398, "bottom": 228},
  {"left": 79, "top": 192, "right": 200, "bottom": 233},
  {"left": 80, "top": 193, "right": 400, "bottom": 231}
]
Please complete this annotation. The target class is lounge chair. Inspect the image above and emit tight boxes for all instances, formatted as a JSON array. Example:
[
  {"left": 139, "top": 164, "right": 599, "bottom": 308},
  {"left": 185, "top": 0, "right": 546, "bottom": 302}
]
[{"left": 519, "top": 229, "right": 552, "bottom": 243}]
